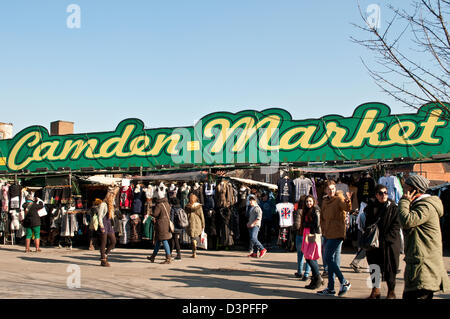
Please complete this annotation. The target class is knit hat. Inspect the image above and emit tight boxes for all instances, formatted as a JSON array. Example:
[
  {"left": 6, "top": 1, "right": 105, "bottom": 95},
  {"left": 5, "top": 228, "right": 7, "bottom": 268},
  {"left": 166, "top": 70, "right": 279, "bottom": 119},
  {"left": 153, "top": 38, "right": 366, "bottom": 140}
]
[
  {"left": 248, "top": 195, "right": 257, "bottom": 201},
  {"left": 405, "top": 174, "right": 430, "bottom": 193}
]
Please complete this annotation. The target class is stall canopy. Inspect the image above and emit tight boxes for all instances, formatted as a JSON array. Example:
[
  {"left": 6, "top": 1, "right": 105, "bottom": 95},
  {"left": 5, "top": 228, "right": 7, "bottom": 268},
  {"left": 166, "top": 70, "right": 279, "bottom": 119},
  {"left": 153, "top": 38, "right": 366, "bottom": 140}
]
[{"left": 131, "top": 171, "right": 209, "bottom": 182}]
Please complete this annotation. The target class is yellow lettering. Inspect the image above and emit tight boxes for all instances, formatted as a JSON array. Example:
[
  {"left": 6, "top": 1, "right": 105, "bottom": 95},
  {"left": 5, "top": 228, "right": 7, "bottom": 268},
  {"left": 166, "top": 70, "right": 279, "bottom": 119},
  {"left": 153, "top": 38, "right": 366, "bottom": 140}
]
[
  {"left": 279, "top": 126, "right": 317, "bottom": 150},
  {"left": 349, "top": 110, "right": 385, "bottom": 147},
  {"left": 7, "top": 131, "right": 42, "bottom": 171},
  {"left": 129, "top": 135, "right": 151, "bottom": 156},
  {"left": 409, "top": 110, "right": 446, "bottom": 144},
  {"left": 98, "top": 124, "right": 135, "bottom": 158},
  {"left": 148, "top": 134, "right": 181, "bottom": 155},
  {"left": 57, "top": 139, "right": 99, "bottom": 160}
]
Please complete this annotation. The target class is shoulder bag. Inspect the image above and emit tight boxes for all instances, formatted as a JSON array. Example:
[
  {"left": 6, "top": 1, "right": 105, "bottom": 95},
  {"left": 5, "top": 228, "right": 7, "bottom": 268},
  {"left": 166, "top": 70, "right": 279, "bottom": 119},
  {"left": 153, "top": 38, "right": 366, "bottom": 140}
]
[
  {"left": 162, "top": 204, "right": 175, "bottom": 233},
  {"left": 361, "top": 217, "right": 380, "bottom": 250}
]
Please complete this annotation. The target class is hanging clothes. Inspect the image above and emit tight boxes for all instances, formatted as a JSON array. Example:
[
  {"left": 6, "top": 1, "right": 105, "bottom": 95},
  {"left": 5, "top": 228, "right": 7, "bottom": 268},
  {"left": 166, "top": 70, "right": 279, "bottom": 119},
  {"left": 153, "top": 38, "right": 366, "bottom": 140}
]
[
  {"left": 179, "top": 185, "right": 190, "bottom": 209},
  {"left": 276, "top": 202, "right": 295, "bottom": 228},
  {"left": 142, "top": 214, "right": 154, "bottom": 240},
  {"left": 119, "top": 214, "right": 130, "bottom": 244},
  {"left": 60, "top": 209, "right": 78, "bottom": 237},
  {"left": 1, "top": 184, "right": 9, "bottom": 212},
  {"left": 129, "top": 214, "right": 142, "bottom": 243},
  {"left": 120, "top": 186, "right": 133, "bottom": 209},
  {"left": 277, "top": 177, "right": 295, "bottom": 203},
  {"left": 216, "top": 207, "right": 234, "bottom": 247},
  {"left": 215, "top": 181, "right": 235, "bottom": 208},
  {"left": 132, "top": 186, "right": 145, "bottom": 214},
  {"left": 293, "top": 176, "right": 313, "bottom": 202}
]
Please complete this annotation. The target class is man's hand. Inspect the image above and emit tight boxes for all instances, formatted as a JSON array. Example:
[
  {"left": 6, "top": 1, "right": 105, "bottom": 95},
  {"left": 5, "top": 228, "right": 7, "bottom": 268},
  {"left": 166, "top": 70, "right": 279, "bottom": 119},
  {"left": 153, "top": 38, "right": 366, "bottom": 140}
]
[{"left": 403, "top": 189, "right": 417, "bottom": 201}]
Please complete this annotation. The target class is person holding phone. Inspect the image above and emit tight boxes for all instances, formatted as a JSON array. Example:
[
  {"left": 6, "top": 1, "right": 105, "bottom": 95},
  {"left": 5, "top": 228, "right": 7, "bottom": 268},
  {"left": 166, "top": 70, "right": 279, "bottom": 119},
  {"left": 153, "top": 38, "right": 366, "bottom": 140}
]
[{"left": 398, "top": 174, "right": 449, "bottom": 299}]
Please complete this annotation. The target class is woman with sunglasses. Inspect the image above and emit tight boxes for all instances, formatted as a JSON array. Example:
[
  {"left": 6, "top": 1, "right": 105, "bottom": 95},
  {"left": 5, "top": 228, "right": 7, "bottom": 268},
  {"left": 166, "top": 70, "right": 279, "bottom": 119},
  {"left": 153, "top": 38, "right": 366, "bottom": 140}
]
[{"left": 364, "top": 184, "right": 402, "bottom": 299}]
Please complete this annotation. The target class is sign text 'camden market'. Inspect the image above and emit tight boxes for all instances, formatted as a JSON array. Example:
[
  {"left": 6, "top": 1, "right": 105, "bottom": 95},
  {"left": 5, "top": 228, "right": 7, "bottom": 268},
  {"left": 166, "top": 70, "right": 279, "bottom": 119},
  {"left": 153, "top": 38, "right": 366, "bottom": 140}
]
[{"left": 0, "top": 103, "right": 448, "bottom": 173}]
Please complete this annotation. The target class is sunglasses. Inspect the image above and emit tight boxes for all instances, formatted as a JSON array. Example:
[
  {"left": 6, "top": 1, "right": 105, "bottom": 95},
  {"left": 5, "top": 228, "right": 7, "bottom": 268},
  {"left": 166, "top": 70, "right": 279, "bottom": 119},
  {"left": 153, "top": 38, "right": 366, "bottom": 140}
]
[{"left": 377, "top": 191, "right": 388, "bottom": 196}]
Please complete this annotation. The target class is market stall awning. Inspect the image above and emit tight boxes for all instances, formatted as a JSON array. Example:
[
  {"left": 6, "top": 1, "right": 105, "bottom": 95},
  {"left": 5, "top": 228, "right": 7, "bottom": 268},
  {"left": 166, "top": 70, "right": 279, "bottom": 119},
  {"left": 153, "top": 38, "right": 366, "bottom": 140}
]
[
  {"left": 228, "top": 176, "right": 278, "bottom": 190},
  {"left": 292, "top": 164, "right": 376, "bottom": 174},
  {"left": 131, "top": 171, "right": 209, "bottom": 182}
]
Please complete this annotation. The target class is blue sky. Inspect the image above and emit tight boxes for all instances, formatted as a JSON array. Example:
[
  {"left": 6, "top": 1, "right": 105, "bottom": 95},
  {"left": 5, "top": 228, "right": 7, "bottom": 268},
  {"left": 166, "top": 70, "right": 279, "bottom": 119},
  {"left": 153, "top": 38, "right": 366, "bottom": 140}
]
[{"left": 0, "top": 1, "right": 411, "bottom": 135}]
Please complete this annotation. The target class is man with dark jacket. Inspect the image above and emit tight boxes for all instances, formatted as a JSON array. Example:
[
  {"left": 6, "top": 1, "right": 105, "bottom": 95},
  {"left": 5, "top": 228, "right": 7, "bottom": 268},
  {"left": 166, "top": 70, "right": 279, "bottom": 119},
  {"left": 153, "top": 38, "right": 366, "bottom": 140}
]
[{"left": 398, "top": 174, "right": 449, "bottom": 299}]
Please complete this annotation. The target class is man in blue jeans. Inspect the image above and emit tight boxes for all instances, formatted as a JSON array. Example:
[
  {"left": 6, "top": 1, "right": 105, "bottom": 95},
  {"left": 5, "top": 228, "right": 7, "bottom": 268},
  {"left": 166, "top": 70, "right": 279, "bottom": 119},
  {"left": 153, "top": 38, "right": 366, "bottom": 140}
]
[
  {"left": 247, "top": 195, "right": 267, "bottom": 258},
  {"left": 317, "top": 181, "right": 352, "bottom": 296}
]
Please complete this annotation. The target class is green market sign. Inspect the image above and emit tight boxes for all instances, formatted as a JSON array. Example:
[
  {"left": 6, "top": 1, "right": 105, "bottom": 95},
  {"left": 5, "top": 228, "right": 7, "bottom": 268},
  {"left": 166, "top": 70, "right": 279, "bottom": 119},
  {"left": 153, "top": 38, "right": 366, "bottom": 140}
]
[{"left": 0, "top": 102, "right": 448, "bottom": 173}]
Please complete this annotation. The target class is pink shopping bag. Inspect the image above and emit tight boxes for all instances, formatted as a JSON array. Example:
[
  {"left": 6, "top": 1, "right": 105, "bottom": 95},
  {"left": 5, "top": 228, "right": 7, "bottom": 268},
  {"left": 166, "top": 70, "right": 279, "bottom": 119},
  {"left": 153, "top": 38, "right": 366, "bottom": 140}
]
[{"left": 301, "top": 227, "right": 322, "bottom": 260}]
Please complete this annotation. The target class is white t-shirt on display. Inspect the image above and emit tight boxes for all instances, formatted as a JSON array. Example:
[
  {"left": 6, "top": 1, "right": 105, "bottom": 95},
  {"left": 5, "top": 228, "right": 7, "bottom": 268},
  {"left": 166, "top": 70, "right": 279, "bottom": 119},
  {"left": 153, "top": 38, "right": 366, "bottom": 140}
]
[{"left": 276, "top": 202, "right": 294, "bottom": 227}]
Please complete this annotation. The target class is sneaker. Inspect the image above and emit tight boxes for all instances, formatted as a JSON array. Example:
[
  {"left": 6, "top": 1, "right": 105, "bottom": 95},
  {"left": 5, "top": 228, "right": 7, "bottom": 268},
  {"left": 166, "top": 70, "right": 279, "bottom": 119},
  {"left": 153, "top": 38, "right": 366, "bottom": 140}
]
[
  {"left": 294, "top": 272, "right": 303, "bottom": 279},
  {"left": 259, "top": 248, "right": 267, "bottom": 258},
  {"left": 302, "top": 275, "right": 309, "bottom": 282},
  {"left": 317, "top": 288, "right": 336, "bottom": 296},
  {"left": 350, "top": 264, "right": 361, "bottom": 273},
  {"left": 248, "top": 252, "right": 258, "bottom": 258},
  {"left": 338, "top": 280, "right": 351, "bottom": 296},
  {"left": 322, "top": 271, "right": 328, "bottom": 277}
]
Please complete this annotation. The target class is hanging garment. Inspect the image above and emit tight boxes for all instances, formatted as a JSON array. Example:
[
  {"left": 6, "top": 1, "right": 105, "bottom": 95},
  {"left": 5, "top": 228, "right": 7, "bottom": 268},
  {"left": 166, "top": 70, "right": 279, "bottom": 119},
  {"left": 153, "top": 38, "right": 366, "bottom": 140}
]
[
  {"left": 142, "top": 215, "right": 154, "bottom": 240},
  {"left": 216, "top": 207, "right": 234, "bottom": 247},
  {"left": 60, "top": 210, "right": 78, "bottom": 237},
  {"left": 179, "top": 186, "right": 190, "bottom": 209},
  {"left": 1, "top": 185, "right": 9, "bottom": 212},
  {"left": 311, "top": 178, "right": 318, "bottom": 201},
  {"left": 238, "top": 186, "right": 250, "bottom": 210},
  {"left": 293, "top": 177, "right": 313, "bottom": 202},
  {"left": 215, "top": 181, "right": 235, "bottom": 208},
  {"left": 230, "top": 207, "right": 240, "bottom": 241},
  {"left": 129, "top": 214, "right": 142, "bottom": 243},
  {"left": 120, "top": 186, "right": 133, "bottom": 209},
  {"left": 204, "top": 183, "right": 215, "bottom": 196},
  {"left": 132, "top": 189, "right": 145, "bottom": 214},
  {"left": 336, "top": 182, "right": 349, "bottom": 195},
  {"left": 119, "top": 214, "right": 130, "bottom": 244},
  {"left": 204, "top": 209, "right": 217, "bottom": 237},
  {"left": 277, "top": 178, "right": 295, "bottom": 203},
  {"left": 357, "top": 177, "right": 376, "bottom": 204},
  {"left": 276, "top": 202, "right": 295, "bottom": 227}
]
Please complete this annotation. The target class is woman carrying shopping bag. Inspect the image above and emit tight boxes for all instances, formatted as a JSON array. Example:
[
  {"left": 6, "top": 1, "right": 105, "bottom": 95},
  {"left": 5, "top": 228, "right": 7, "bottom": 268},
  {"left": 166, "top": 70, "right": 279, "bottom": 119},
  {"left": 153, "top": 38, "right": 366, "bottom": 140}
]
[{"left": 300, "top": 195, "right": 324, "bottom": 290}]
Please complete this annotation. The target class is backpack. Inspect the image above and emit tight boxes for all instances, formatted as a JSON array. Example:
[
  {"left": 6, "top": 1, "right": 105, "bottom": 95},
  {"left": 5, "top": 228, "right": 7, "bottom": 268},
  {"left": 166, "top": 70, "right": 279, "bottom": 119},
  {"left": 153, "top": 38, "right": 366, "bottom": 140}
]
[{"left": 175, "top": 207, "right": 189, "bottom": 229}]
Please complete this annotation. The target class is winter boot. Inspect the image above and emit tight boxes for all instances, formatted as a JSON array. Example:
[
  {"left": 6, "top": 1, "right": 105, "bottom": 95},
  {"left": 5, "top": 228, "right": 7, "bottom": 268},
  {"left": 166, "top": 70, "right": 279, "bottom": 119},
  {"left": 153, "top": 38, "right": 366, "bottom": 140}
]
[
  {"left": 367, "top": 288, "right": 381, "bottom": 299},
  {"left": 386, "top": 290, "right": 396, "bottom": 299},
  {"left": 161, "top": 254, "right": 171, "bottom": 264},
  {"left": 192, "top": 240, "right": 197, "bottom": 258},
  {"left": 305, "top": 275, "right": 324, "bottom": 290},
  {"left": 100, "top": 258, "right": 110, "bottom": 267},
  {"left": 175, "top": 253, "right": 182, "bottom": 260},
  {"left": 147, "top": 253, "right": 157, "bottom": 263}
]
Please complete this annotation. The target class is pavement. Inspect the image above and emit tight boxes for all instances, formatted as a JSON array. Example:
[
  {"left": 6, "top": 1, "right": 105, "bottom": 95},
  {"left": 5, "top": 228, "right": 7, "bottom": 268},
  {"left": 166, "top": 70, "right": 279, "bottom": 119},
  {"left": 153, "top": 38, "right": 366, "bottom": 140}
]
[{"left": 1, "top": 243, "right": 449, "bottom": 299}]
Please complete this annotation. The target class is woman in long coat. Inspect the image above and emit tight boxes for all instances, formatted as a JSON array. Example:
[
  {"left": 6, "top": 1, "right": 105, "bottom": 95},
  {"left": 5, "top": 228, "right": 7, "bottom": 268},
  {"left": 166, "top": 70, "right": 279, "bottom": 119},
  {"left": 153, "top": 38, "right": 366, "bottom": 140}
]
[
  {"left": 185, "top": 193, "right": 205, "bottom": 258},
  {"left": 147, "top": 195, "right": 173, "bottom": 264},
  {"left": 364, "top": 184, "right": 402, "bottom": 299}
]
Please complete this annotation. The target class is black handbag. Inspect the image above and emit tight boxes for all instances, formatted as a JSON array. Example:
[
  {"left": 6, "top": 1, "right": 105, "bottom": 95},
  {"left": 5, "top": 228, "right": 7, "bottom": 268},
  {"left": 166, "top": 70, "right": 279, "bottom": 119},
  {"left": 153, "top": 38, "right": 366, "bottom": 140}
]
[{"left": 361, "top": 218, "right": 380, "bottom": 250}]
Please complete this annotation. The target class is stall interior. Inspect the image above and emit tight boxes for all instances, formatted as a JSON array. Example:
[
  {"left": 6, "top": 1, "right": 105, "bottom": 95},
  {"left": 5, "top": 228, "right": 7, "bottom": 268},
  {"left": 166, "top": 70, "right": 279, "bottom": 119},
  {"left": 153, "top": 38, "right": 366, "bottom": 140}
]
[{"left": 1, "top": 165, "right": 448, "bottom": 251}]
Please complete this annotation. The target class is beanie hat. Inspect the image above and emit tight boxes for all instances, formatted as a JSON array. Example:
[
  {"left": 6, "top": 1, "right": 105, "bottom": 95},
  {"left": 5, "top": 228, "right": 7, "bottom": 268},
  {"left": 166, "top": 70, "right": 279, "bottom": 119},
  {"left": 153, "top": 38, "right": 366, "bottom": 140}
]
[{"left": 405, "top": 174, "right": 430, "bottom": 193}]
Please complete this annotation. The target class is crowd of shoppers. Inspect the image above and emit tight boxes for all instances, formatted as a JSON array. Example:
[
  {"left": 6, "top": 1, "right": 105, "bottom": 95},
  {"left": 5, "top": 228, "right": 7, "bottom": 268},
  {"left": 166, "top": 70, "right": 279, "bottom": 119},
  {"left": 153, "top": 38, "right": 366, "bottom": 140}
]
[{"left": 18, "top": 173, "right": 449, "bottom": 299}]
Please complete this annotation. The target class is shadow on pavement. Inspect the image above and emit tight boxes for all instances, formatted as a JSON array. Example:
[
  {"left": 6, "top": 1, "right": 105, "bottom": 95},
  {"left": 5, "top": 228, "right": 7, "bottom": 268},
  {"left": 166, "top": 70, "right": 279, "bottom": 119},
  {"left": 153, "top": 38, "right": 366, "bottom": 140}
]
[{"left": 150, "top": 268, "right": 336, "bottom": 299}]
